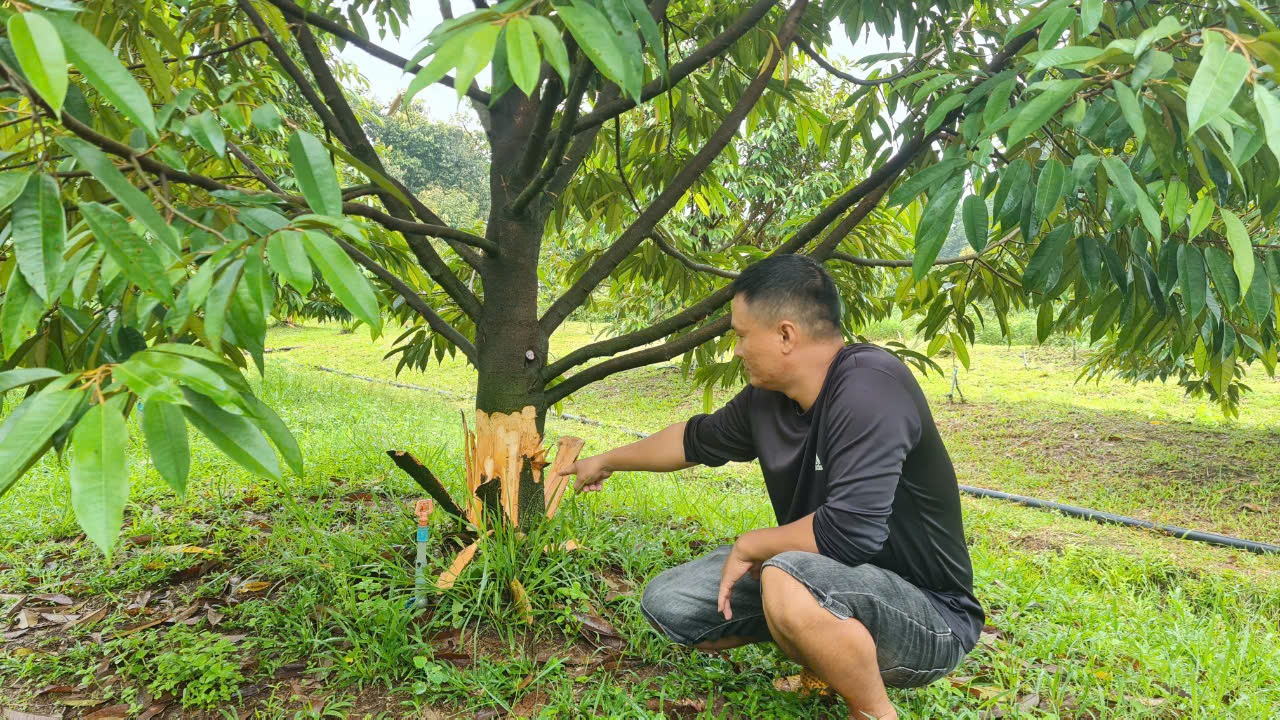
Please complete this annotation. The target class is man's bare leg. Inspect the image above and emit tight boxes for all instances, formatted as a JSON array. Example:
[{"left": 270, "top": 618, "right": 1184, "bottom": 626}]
[{"left": 760, "top": 566, "right": 898, "bottom": 720}]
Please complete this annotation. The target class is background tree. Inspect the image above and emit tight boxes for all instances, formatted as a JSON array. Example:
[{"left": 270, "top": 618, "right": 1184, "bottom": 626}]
[{"left": 0, "top": 0, "right": 1277, "bottom": 553}]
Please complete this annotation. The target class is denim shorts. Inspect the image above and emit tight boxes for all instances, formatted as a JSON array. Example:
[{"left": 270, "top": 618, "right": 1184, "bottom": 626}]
[{"left": 639, "top": 546, "right": 968, "bottom": 688}]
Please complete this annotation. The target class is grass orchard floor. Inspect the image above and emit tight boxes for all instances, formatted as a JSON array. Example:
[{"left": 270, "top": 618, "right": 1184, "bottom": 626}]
[{"left": 1, "top": 321, "right": 1278, "bottom": 719}]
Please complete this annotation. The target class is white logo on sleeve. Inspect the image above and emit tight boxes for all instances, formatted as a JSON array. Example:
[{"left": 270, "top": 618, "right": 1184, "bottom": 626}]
[{"left": 814, "top": 454, "right": 824, "bottom": 472}]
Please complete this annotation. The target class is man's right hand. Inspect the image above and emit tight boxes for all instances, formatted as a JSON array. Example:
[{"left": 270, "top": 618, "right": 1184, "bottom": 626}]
[{"left": 566, "top": 453, "right": 613, "bottom": 493}]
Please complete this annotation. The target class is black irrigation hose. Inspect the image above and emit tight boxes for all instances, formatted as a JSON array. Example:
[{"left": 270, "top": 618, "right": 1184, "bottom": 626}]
[
  {"left": 959, "top": 485, "right": 1280, "bottom": 556},
  {"left": 303, "top": 364, "right": 1280, "bottom": 557}
]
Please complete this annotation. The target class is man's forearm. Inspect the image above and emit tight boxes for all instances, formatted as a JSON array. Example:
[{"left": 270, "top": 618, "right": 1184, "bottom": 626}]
[
  {"left": 600, "top": 422, "right": 696, "bottom": 473},
  {"left": 737, "top": 513, "right": 819, "bottom": 561}
]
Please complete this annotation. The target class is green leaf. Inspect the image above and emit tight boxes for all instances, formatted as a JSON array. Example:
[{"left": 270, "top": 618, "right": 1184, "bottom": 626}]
[
  {"left": 559, "top": 2, "right": 638, "bottom": 100},
  {"left": 1188, "top": 194, "right": 1214, "bottom": 240},
  {"left": 204, "top": 259, "right": 244, "bottom": 351},
  {"left": 1178, "top": 244, "right": 1208, "bottom": 319},
  {"left": 1080, "top": 0, "right": 1102, "bottom": 34},
  {"left": 0, "top": 368, "right": 61, "bottom": 395},
  {"left": 1244, "top": 261, "right": 1273, "bottom": 324},
  {"left": 45, "top": 14, "right": 157, "bottom": 137},
  {"left": 12, "top": 174, "right": 65, "bottom": 301},
  {"left": 404, "top": 30, "right": 470, "bottom": 107},
  {"left": 1164, "top": 180, "right": 1190, "bottom": 229},
  {"left": 1101, "top": 156, "right": 1161, "bottom": 241},
  {"left": 189, "top": 110, "right": 226, "bottom": 157},
  {"left": 288, "top": 130, "right": 343, "bottom": 217},
  {"left": 1132, "top": 15, "right": 1184, "bottom": 60},
  {"left": 126, "top": 349, "right": 241, "bottom": 406},
  {"left": 0, "top": 171, "right": 31, "bottom": 212},
  {"left": 529, "top": 16, "right": 571, "bottom": 87},
  {"left": 8, "top": 12, "right": 67, "bottom": 112},
  {"left": 111, "top": 360, "right": 186, "bottom": 405},
  {"left": 301, "top": 231, "right": 382, "bottom": 332},
  {"left": 1078, "top": 235, "right": 1102, "bottom": 292},
  {"left": 1007, "top": 79, "right": 1085, "bottom": 146},
  {"left": 983, "top": 78, "right": 1015, "bottom": 127},
  {"left": 1205, "top": 246, "right": 1241, "bottom": 307},
  {"left": 59, "top": 137, "right": 179, "bottom": 252},
  {"left": 923, "top": 91, "right": 966, "bottom": 137},
  {"left": 250, "top": 103, "right": 282, "bottom": 133},
  {"left": 962, "top": 195, "right": 988, "bottom": 252},
  {"left": 505, "top": 17, "right": 540, "bottom": 97},
  {"left": 1, "top": 268, "right": 46, "bottom": 359},
  {"left": 620, "top": 0, "right": 666, "bottom": 74},
  {"left": 1254, "top": 87, "right": 1280, "bottom": 166},
  {"left": 141, "top": 400, "right": 190, "bottom": 496},
  {"left": 1028, "top": 47, "right": 1102, "bottom": 72},
  {"left": 1033, "top": 158, "right": 1067, "bottom": 229},
  {"left": 70, "top": 395, "right": 129, "bottom": 557},
  {"left": 267, "top": 230, "right": 314, "bottom": 296},
  {"left": 912, "top": 173, "right": 965, "bottom": 280},
  {"left": 180, "top": 389, "right": 281, "bottom": 481},
  {"left": 0, "top": 387, "right": 83, "bottom": 497},
  {"left": 1187, "top": 31, "right": 1250, "bottom": 133},
  {"left": 887, "top": 158, "right": 966, "bottom": 207},
  {"left": 78, "top": 202, "right": 174, "bottom": 299},
  {"left": 1022, "top": 224, "right": 1072, "bottom": 293},
  {"left": 1219, "top": 209, "right": 1255, "bottom": 297},
  {"left": 454, "top": 24, "right": 501, "bottom": 101},
  {"left": 1112, "top": 81, "right": 1145, "bottom": 145},
  {"left": 239, "top": 393, "right": 303, "bottom": 477}
]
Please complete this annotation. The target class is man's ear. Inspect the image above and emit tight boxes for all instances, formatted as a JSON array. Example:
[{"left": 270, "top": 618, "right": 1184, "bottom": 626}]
[{"left": 778, "top": 319, "right": 799, "bottom": 353}]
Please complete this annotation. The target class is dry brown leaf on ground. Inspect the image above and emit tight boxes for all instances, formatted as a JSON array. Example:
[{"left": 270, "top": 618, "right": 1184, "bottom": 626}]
[
  {"left": 83, "top": 705, "right": 130, "bottom": 720},
  {"left": 32, "top": 594, "right": 74, "bottom": 606},
  {"left": 4, "top": 710, "right": 60, "bottom": 720},
  {"left": 72, "top": 606, "right": 109, "bottom": 628},
  {"left": 136, "top": 703, "right": 168, "bottom": 720}
]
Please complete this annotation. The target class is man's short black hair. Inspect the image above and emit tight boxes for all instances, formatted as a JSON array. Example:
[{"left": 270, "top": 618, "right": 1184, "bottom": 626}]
[{"left": 730, "top": 254, "right": 842, "bottom": 338}]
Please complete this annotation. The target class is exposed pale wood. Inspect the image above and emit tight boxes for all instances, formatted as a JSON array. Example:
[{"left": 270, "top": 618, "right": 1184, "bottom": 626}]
[
  {"left": 544, "top": 436, "right": 586, "bottom": 518},
  {"left": 509, "top": 578, "right": 533, "bottom": 624},
  {"left": 436, "top": 541, "right": 478, "bottom": 590}
]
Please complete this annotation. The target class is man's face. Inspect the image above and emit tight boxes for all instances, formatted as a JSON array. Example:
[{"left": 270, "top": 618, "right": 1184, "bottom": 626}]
[{"left": 731, "top": 294, "right": 785, "bottom": 390}]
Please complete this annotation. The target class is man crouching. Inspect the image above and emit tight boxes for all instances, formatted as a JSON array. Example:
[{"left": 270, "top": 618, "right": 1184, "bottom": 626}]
[{"left": 564, "top": 254, "right": 984, "bottom": 720}]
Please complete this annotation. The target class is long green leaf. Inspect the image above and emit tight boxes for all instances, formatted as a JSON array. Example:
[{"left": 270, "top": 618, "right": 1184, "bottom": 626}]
[
  {"left": 912, "top": 173, "right": 965, "bottom": 280},
  {"left": 78, "top": 202, "right": 174, "bottom": 299},
  {"left": 559, "top": 2, "right": 638, "bottom": 100},
  {"left": 125, "top": 350, "right": 240, "bottom": 406},
  {"left": 1112, "top": 81, "right": 1145, "bottom": 145},
  {"left": 12, "top": 174, "right": 65, "bottom": 301},
  {"left": 529, "top": 16, "right": 571, "bottom": 87},
  {"left": 962, "top": 195, "right": 988, "bottom": 252},
  {"left": 45, "top": 13, "right": 157, "bottom": 136},
  {"left": 887, "top": 158, "right": 966, "bottom": 207},
  {"left": 8, "top": 12, "right": 66, "bottom": 112},
  {"left": 288, "top": 130, "right": 343, "bottom": 217},
  {"left": 1101, "top": 156, "right": 1161, "bottom": 241},
  {"left": 403, "top": 29, "right": 472, "bottom": 108},
  {"left": 1, "top": 267, "right": 46, "bottom": 360},
  {"left": 454, "top": 24, "right": 501, "bottom": 101},
  {"left": 301, "top": 231, "right": 382, "bottom": 332},
  {"left": 1187, "top": 31, "right": 1249, "bottom": 133},
  {"left": 1188, "top": 194, "right": 1214, "bottom": 239},
  {"left": 1080, "top": 0, "right": 1102, "bottom": 34},
  {"left": 189, "top": 110, "right": 226, "bottom": 157},
  {"left": 1006, "top": 79, "right": 1085, "bottom": 146},
  {"left": 267, "top": 230, "right": 314, "bottom": 295},
  {"left": 505, "top": 17, "right": 540, "bottom": 97},
  {"left": 60, "top": 138, "right": 178, "bottom": 251},
  {"left": 1078, "top": 235, "right": 1102, "bottom": 292},
  {"left": 0, "top": 367, "right": 61, "bottom": 395},
  {"left": 181, "top": 388, "right": 281, "bottom": 481},
  {"left": 70, "top": 395, "right": 129, "bottom": 557},
  {"left": 0, "top": 387, "right": 83, "bottom": 497},
  {"left": 204, "top": 258, "right": 244, "bottom": 351},
  {"left": 1254, "top": 87, "right": 1280, "bottom": 166},
  {"left": 1022, "top": 224, "right": 1072, "bottom": 293},
  {"left": 141, "top": 399, "right": 190, "bottom": 495},
  {"left": 0, "top": 171, "right": 31, "bottom": 212},
  {"left": 1219, "top": 209, "right": 1255, "bottom": 296},
  {"left": 1177, "top": 244, "right": 1208, "bottom": 319},
  {"left": 620, "top": 0, "right": 666, "bottom": 74},
  {"left": 1205, "top": 246, "right": 1241, "bottom": 307},
  {"left": 239, "top": 393, "right": 303, "bottom": 477},
  {"left": 1033, "top": 158, "right": 1067, "bottom": 229}
]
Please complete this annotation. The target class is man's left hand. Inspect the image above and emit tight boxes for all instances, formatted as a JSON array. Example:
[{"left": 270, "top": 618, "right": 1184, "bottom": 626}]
[{"left": 716, "top": 539, "right": 761, "bottom": 621}]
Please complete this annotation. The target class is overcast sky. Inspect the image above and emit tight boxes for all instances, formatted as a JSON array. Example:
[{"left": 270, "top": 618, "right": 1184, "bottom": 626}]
[{"left": 340, "top": 3, "right": 899, "bottom": 121}]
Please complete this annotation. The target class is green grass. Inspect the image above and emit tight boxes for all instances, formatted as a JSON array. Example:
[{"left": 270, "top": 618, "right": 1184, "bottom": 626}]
[{"left": 2, "top": 322, "right": 1279, "bottom": 718}]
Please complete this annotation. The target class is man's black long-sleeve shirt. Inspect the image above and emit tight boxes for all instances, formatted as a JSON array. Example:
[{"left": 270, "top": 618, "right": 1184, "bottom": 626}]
[{"left": 683, "top": 343, "right": 983, "bottom": 650}]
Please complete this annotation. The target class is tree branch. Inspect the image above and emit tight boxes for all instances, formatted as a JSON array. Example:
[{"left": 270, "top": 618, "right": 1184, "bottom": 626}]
[
  {"left": 649, "top": 231, "right": 739, "bottom": 278},
  {"left": 795, "top": 38, "right": 940, "bottom": 87},
  {"left": 828, "top": 229, "right": 1020, "bottom": 268},
  {"left": 545, "top": 315, "right": 730, "bottom": 405},
  {"left": 540, "top": 0, "right": 809, "bottom": 336},
  {"left": 572, "top": 0, "right": 778, "bottom": 134},
  {"left": 510, "top": 57, "right": 592, "bottom": 214},
  {"left": 332, "top": 236, "right": 477, "bottom": 362},
  {"left": 226, "top": 140, "right": 285, "bottom": 194},
  {"left": 120, "top": 36, "right": 267, "bottom": 72},
  {"left": 236, "top": 0, "right": 351, "bottom": 146},
  {"left": 261, "top": 0, "right": 491, "bottom": 106}
]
